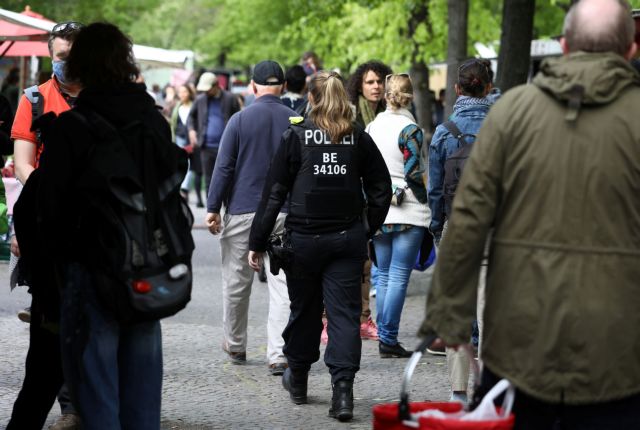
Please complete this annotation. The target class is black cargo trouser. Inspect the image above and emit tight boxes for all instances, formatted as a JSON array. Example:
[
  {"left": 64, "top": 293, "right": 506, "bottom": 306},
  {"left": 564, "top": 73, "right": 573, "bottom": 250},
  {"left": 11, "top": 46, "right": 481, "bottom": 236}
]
[{"left": 282, "top": 222, "right": 367, "bottom": 384}]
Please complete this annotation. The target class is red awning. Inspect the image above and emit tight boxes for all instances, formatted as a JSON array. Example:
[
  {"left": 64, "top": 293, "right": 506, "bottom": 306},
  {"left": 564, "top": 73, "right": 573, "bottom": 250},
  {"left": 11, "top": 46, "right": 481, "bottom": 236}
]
[{"left": 0, "top": 7, "right": 53, "bottom": 57}]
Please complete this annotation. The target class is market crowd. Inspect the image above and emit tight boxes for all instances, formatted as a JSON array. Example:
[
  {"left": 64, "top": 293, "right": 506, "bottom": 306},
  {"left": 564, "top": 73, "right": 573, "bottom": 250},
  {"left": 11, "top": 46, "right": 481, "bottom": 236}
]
[{"left": 1, "top": 0, "right": 640, "bottom": 429}]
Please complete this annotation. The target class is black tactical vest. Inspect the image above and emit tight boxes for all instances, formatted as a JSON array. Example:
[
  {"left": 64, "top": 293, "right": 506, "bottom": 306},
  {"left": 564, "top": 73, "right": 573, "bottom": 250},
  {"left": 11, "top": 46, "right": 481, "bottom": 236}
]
[{"left": 288, "top": 121, "right": 364, "bottom": 222}]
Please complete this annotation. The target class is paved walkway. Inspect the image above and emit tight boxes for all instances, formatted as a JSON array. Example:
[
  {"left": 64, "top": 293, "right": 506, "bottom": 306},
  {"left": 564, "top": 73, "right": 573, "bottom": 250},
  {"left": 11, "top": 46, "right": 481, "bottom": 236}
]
[{"left": 0, "top": 205, "right": 455, "bottom": 429}]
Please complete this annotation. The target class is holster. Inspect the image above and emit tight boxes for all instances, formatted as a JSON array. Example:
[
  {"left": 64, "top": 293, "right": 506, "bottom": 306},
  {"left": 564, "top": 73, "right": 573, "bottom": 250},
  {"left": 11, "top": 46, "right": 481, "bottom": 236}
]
[{"left": 266, "top": 231, "right": 293, "bottom": 275}]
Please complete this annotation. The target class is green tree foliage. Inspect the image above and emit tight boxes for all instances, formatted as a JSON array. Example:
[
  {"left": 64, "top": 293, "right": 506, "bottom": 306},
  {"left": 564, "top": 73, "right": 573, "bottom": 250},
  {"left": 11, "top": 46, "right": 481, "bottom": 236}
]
[
  {"left": 200, "top": 0, "right": 504, "bottom": 73},
  {"left": 3, "top": 0, "right": 640, "bottom": 71}
]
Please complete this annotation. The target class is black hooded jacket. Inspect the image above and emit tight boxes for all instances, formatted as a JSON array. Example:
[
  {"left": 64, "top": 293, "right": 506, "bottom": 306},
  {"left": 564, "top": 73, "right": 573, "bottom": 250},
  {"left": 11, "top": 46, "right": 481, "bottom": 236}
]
[{"left": 31, "top": 83, "right": 183, "bottom": 263}]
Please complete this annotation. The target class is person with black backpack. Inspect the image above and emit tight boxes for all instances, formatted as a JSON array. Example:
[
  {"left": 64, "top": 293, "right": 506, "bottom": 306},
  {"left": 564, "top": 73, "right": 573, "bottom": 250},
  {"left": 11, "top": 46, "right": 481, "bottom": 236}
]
[
  {"left": 20, "top": 23, "right": 194, "bottom": 430},
  {"left": 427, "top": 58, "right": 493, "bottom": 405}
]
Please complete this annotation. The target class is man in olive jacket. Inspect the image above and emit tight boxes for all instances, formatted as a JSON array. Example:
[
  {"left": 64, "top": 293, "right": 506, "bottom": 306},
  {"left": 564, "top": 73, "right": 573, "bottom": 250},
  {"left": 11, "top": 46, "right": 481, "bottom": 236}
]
[{"left": 421, "top": 0, "right": 640, "bottom": 428}]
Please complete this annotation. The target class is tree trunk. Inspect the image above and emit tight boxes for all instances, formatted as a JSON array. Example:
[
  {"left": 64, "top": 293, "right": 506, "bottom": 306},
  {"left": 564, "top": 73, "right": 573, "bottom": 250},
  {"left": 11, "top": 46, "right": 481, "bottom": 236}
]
[
  {"left": 496, "top": 0, "right": 536, "bottom": 92},
  {"left": 410, "top": 62, "right": 431, "bottom": 132},
  {"left": 408, "top": 1, "right": 432, "bottom": 133},
  {"left": 445, "top": 0, "right": 469, "bottom": 119}
]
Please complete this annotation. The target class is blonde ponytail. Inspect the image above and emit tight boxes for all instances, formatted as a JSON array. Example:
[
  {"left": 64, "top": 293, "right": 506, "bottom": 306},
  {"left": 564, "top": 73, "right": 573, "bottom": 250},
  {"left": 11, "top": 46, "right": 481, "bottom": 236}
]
[{"left": 308, "top": 71, "right": 354, "bottom": 144}]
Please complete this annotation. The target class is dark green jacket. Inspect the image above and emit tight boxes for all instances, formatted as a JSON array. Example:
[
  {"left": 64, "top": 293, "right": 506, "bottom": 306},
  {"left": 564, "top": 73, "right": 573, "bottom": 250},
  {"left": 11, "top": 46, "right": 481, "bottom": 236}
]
[{"left": 420, "top": 52, "right": 640, "bottom": 404}]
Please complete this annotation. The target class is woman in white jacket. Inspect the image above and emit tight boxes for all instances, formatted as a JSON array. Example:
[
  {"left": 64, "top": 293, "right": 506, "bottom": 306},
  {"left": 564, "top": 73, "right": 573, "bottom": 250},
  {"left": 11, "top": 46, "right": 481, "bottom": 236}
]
[{"left": 366, "top": 74, "right": 430, "bottom": 358}]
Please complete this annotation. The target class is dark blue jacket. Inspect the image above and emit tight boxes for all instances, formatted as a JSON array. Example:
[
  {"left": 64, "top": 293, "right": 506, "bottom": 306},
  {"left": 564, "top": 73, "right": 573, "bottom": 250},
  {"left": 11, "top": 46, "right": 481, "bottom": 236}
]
[
  {"left": 207, "top": 94, "right": 296, "bottom": 214},
  {"left": 187, "top": 90, "right": 240, "bottom": 148}
]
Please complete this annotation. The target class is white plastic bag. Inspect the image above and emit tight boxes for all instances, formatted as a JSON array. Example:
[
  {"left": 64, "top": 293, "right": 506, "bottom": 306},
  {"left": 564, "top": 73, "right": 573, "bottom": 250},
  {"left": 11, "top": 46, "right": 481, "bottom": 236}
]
[
  {"left": 461, "top": 379, "right": 514, "bottom": 421},
  {"left": 413, "top": 379, "right": 514, "bottom": 422}
]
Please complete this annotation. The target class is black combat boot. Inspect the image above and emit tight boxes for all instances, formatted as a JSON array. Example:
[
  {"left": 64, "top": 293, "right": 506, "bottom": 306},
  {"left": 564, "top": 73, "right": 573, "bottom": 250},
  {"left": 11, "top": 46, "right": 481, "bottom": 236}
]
[
  {"left": 329, "top": 379, "right": 353, "bottom": 422},
  {"left": 282, "top": 367, "right": 308, "bottom": 404}
]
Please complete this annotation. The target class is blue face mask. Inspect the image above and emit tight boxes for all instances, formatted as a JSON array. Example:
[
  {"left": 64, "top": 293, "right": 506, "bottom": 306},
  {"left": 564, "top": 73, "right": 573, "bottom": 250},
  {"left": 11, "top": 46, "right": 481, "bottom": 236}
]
[{"left": 52, "top": 60, "right": 66, "bottom": 83}]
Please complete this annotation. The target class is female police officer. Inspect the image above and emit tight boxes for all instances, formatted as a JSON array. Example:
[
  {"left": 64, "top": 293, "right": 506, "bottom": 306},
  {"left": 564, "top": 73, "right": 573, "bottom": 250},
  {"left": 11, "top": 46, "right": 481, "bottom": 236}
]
[{"left": 248, "top": 71, "right": 391, "bottom": 422}]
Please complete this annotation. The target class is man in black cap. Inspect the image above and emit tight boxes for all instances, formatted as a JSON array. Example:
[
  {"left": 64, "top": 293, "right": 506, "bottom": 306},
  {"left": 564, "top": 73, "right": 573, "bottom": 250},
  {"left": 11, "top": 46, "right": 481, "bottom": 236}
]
[{"left": 206, "top": 60, "right": 295, "bottom": 375}]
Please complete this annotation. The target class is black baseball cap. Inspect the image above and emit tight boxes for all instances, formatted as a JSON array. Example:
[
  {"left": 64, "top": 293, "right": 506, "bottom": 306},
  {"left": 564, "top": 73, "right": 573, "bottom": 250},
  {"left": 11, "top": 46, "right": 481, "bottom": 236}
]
[{"left": 252, "top": 60, "right": 285, "bottom": 85}]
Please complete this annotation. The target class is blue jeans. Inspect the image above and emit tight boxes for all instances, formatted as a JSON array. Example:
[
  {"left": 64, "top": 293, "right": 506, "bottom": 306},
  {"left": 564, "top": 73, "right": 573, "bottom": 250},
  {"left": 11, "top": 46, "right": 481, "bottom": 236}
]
[
  {"left": 373, "top": 227, "right": 425, "bottom": 345},
  {"left": 371, "top": 263, "right": 378, "bottom": 293},
  {"left": 60, "top": 263, "right": 163, "bottom": 430}
]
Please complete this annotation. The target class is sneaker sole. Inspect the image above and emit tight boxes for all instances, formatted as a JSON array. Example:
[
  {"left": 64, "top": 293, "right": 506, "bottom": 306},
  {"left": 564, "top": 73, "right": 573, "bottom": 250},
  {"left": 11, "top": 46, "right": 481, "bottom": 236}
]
[
  {"left": 379, "top": 353, "right": 411, "bottom": 359},
  {"left": 426, "top": 348, "right": 446, "bottom": 356}
]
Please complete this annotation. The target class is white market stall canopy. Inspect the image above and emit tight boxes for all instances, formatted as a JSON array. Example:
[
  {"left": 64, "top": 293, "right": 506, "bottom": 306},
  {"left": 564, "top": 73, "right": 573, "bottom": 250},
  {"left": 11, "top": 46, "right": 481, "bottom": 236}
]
[{"left": 0, "top": 7, "right": 194, "bottom": 70}]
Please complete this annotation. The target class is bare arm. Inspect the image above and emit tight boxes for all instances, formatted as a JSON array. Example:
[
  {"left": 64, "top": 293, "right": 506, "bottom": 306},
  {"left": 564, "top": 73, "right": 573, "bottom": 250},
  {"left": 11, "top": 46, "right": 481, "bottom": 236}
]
[{"left": 14, "top": 139, "right": 36, "bottom": 184}]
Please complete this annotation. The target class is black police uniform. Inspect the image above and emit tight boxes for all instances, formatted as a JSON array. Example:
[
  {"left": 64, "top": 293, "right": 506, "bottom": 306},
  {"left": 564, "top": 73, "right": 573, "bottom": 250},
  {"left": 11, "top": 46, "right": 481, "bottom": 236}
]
[{"left": 249, "top": 118, "right": 391, "bottom": 384}]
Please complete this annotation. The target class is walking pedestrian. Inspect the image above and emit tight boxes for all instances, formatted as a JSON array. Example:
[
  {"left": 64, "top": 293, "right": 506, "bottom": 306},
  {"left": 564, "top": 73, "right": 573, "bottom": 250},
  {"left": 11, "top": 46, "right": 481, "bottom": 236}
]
[
  {"left": 366, "top": 73, "right": 430, "bottom": 359},
  {"left": 8, "top": 20, "right": 84, "bottom": 430},
  {"left": 427, "top": 58, "right": 494, "bottom": 404},
  {"left": 421, "top": 0, "right": 640, "bottom": 428},
  {"left": 25, "top": 22, "right": 187, "bottom": 429},
  {"left": 206, "top": 60, "right": 293, "bottom": 375},
  {"left": 188, "top": 72, "right": 240, "bottom": 200},
  {"left": 248, "top": 71, "right": 391, "bottom": 421},
  {"left": 170, "top": 84, "right": 197, "bottom": 201}
]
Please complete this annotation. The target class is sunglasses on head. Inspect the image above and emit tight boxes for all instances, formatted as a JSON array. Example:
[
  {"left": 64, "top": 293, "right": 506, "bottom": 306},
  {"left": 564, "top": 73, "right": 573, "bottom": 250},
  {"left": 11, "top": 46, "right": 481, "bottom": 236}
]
[
  {"left": 385, "top": 73, "right": 410, "bottom": 85},
  {"left": 51, "top": 21, "right": 84, "bottom": 36}
]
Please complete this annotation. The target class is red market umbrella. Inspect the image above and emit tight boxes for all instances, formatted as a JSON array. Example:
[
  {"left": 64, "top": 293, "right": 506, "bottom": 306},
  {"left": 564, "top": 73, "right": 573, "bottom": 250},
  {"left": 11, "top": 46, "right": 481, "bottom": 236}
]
[{"left": 0, "top": 6, "right": 54, "bottom": 58}]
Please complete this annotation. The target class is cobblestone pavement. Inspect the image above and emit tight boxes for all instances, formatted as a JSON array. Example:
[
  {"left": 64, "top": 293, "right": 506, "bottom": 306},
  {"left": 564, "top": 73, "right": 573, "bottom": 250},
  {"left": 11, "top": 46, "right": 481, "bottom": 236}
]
[{"left": 0, "top": 204, "right": 457, "bottom": 430}]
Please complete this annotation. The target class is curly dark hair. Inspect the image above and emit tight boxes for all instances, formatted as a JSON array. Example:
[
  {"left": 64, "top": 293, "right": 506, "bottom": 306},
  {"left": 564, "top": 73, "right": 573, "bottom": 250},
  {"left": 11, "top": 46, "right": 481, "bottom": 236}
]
[
  {"left": 346, "top": 60, "right": 393, "bottom": 105},
  {"left": 64, "top": 22, "right": 139, "bottom": 88}
]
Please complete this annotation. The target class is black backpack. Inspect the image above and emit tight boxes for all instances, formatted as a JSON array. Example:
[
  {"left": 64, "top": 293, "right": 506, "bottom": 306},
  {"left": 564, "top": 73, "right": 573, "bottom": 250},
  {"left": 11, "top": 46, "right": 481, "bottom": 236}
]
[
  {"left": 71, "top": 108, "right": 195, "bottom": 323},
  {"left": 442, "top": 121, "right": 476, "bottom": 217}
]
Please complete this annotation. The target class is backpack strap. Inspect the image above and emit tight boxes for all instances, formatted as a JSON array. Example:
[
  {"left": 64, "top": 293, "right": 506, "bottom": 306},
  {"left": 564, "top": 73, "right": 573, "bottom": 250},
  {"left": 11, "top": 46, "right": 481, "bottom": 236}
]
[
  {"left": 442, "top": 120, "right": 464, "bottom": 140},
  {"left": 24, "top": 85, "right": 44, "bottom": 142},
  {"left": 443, "top": 120, "right": 474, "bottom": 148}
]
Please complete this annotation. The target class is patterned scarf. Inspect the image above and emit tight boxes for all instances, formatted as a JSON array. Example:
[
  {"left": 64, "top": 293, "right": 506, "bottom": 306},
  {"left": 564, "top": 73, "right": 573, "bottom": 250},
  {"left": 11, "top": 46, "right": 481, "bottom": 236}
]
[
  {"left": 453, "top": 95, "right": 492, "bottom": 112},
  {"left": 358, "top": 95, "right": 377, "bottom": 125}
]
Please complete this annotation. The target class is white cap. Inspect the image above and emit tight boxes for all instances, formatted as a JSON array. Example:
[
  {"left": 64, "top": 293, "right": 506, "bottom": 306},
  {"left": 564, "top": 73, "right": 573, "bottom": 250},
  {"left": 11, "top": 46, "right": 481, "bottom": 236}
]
[{"left": 196, "top": 72, "right": 218, "bottom": 92}]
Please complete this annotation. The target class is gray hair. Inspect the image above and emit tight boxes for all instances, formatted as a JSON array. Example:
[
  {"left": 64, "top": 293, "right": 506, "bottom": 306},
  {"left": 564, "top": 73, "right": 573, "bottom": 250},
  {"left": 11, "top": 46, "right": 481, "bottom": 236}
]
[{"left": 563, "top": 0, "right": 634, "bottom": 56}]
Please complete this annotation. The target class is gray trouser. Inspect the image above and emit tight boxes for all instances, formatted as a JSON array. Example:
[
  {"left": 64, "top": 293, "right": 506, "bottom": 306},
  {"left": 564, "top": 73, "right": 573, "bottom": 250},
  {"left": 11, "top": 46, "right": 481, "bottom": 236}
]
[
  {"left": 219, "top": 212, "right": 290, "bottom": 364},
  {"left": 446, "top": 265, "right": 486, "bottom": 391},
  {"left": 439, "top": 222, "right": 488, "bottom": 393}
]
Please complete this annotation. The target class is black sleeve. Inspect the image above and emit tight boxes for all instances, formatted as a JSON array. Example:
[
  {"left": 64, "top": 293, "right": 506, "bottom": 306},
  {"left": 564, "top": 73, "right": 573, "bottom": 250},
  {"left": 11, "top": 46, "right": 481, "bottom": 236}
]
[
  {"left": 0, "top": 95, "right": 13, "bottom": 156},
  {"left": 187, "top": 98, "right": 198, "bottom": 132},
  {"left": 249, "top": 127, "right": 300, "bottom": 252},
  {"left": 359, "top": 130, "right": 392, "bottom": 236}
]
